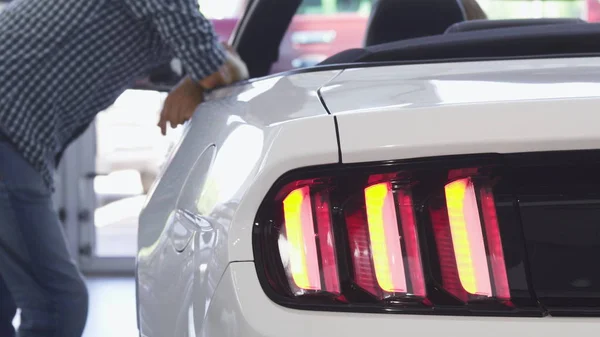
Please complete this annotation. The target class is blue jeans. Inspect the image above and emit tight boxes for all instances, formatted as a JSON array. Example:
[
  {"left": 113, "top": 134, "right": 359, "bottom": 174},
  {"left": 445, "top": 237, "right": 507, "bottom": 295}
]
[{"left": 0, "top": 136, "right": 88, "bottom": 337}]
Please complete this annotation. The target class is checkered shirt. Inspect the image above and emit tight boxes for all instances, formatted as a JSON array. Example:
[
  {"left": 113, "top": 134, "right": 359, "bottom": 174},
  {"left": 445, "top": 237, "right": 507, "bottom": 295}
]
[{"left": 0, "top": 0, "right": 226, "bottom": 191}]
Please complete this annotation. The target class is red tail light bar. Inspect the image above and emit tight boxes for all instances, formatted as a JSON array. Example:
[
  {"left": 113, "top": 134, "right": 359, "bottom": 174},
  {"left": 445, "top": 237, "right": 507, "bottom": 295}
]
[
  {"left": 281, "top": 186, "right": 340, "bottom": 295},
  {"left": 433, "top": 176, "right": 511, "bottom": 304},
  {"left": 347, "top": 182, "right": 425, "bottom": 300},
  {"left": 253, "top": 161, "right": 540, "bottom": 316}
]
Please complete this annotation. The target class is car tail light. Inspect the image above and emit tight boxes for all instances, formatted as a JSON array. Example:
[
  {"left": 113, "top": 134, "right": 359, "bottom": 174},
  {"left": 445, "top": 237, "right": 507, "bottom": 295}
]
[
  {"left": 280, "top": 186, "right": 340, "bottom": 295},
  {"left": 346, "top": 182, "right": 425, "bottom": 300},
  {"left": 431, "top": 176, "right": 511, "bottom": 304},
  {"left": 253, "top": 161, "right": 539, "bottom": 316}
]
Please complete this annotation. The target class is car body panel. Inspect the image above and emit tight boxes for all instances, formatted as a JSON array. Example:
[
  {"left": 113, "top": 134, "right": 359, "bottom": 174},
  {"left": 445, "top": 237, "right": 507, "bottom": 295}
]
[
  {"left": 319, "top": 57, "right": 600, "bottom": 163},
  {"left": 136, "top": 70, "right": 341, "bottom": 337},
  {"left": 201, "top": 262, "right": 600, "bottom": 337}
]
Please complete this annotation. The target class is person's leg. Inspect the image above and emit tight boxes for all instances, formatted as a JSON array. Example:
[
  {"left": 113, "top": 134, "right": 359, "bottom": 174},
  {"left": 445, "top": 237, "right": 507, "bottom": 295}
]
[
  {"left": 0, "top": 138, "right": 89, "bottom": 337},
  {"left": 0, "top": 274, "right": 17, "bottom": 337}
]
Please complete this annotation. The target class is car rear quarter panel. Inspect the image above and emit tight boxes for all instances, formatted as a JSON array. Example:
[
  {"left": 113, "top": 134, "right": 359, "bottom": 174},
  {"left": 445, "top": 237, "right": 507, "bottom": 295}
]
[
  {"left": 136, "top": 70, "right": 341, "bottom": 337},
  {"left": 320, "top": 57, "right": 600, "bottom": 163}
]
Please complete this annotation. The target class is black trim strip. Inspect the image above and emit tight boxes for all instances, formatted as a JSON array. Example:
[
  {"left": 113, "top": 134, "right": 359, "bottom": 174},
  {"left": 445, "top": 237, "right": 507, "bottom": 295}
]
[{"left": 243, "top": 52, "right": 600, "bottom": 86}]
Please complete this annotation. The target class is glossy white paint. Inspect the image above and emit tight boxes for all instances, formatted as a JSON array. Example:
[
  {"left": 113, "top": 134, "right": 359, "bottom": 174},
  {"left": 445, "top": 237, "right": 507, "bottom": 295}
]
[
  {"left": 138, "top": 56, "right": 600, "bottom": 337},
  {"left": 136, "top": 70, "right": 341, "bottom": 337},
  {"left": 320, "top": 57, "right": 600, "bottom": 163},
  {"left": 202, "top": 262, "right": 600, "bottom": 337}
]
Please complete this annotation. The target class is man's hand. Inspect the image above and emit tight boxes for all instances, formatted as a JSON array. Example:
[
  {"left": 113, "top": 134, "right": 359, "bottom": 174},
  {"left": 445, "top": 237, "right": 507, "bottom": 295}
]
[
  {"left": 158, "top": 77, "right": 204, "bottom": 135},
  {"left": 158, "top": 43, "right": 249, "bottom": 135}
]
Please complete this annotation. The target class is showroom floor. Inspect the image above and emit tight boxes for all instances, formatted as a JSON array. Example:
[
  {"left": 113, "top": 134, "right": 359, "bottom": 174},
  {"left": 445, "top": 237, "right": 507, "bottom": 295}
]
[
  {"left": 12, "top": 276, "right": 137, "bottom": 336},
  {"left": 84, "top": 277, "right": 138, "bottom": 337}
]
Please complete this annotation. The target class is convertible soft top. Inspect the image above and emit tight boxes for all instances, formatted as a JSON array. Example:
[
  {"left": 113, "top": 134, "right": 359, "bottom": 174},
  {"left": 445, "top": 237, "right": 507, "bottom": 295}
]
[{"left": 321, "top": 22, "right": 600, "bottom": 65}]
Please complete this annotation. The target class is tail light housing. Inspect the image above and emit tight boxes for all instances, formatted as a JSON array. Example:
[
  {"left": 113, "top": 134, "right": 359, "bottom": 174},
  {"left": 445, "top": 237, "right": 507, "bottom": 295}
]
[{"left": 253, "top": 159, "right": 541, "bottom": 316}]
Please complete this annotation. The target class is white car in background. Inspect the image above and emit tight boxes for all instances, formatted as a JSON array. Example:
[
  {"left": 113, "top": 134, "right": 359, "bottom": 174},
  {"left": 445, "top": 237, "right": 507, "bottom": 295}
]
[
  {"left": 95, "top": 89, "right": 180, "bottom": 194},
  {"left": 136, "top": 0, "right": 600, "bottom": 336}
]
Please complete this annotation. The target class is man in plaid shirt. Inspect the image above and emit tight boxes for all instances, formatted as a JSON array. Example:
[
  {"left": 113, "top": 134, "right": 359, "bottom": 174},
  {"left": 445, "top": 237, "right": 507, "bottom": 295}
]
[{"left": 0, "top": 0, "right": 248, "bottom": 336}]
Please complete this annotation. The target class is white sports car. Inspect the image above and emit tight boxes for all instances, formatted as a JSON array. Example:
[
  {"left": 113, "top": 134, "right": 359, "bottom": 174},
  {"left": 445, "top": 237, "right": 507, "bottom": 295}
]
[{"left": 136, "top": 0, "right": 600, "bottom": 336}]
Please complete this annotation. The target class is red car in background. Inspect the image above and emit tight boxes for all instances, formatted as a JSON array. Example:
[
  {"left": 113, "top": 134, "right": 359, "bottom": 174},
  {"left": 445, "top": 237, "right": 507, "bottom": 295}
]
[
  {"left": 209, "top": 0, "right": 371, "bottom": 74},
  {"left": 587, "top": 0, "right": 600, "bottom": 21}
]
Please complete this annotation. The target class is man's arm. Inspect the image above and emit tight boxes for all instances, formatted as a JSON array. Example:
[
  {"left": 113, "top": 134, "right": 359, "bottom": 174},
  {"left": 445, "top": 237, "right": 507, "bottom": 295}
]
[
  {"left": 123, "top": 0, "right": 249, "bottom": 135},
  {"left": 122, "top": 0, "right": 227, "bottom": 84}
]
